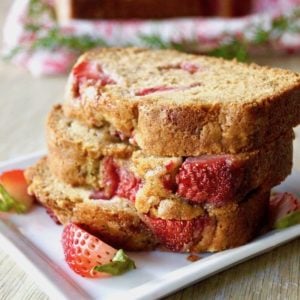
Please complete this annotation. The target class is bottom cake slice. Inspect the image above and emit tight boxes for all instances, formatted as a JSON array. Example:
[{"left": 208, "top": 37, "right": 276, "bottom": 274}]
[
  {"left": 25, "top": 157, "right": 270, "bottom": 253},
  {"left": 25, "top": 157, "right": 157, "bottom": 251},
  {"left": 142, "top": 188, "right": 269, "bottom": 252}
]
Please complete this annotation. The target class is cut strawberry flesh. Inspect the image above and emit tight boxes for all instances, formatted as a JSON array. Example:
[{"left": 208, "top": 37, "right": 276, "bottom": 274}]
[
  {"left": 136, "top": 86, "right": 177, "bottom": 96},
  {"left": 90, "top": 157, "right": 140, "bottom": 202},
  {"left": 180, "top": 62, "right": 201, "bottom": 74},
  {"left": 144, "top": 215, "right": 209, "bottom": 252},
  {"left": 136, "top": 82, "right": 201, "bottom": 96},
  {"left": 90, "top": 157, "right": 119, "bottom": 200},
  {"left": 162, "top": 174, "right": 177, "bottom": 193},
  {"left": 103, "top": 157, "right": 119, "bottom": 199},
  {"left": 159, "top": 62, "right": 201, "bottom": 74},
  {"left": 116, "top": 168, "right": 141, "bottom": 202},
  {"left": 89, "top": 190, "right": 112, "bottom": 200},
  {"left": 72, "top": 61, "right": 116, "bottom": 98},
  {"left": 176, "top": 155, "right": 244, "bottom": 205}
]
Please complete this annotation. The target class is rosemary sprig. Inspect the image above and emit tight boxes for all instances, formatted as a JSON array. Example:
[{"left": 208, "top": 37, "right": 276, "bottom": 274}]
[
  {"left": 208, "top": 38, "right": 249, "bottom": 61},
  {"left": 30, "top": 28, "right": 107, "bottom": 52},
  {"left": 5, "top": 0, "right": 300, "bottom": 64},
  {"left": 139, "top": 34, "right": 186, "bottom": 52},
  {"left": 28, "top": 0, "right": 55, "bottom": 20}
]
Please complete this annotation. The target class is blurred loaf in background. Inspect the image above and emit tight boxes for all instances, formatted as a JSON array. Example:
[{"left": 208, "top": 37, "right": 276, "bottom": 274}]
[{"left": 55, "top": 0, "right": 253, "bottom": 22}]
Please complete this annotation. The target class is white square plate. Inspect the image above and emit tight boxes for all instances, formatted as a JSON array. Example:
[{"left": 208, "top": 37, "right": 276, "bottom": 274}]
[{"left": 0, "top": 152, "right": 299, "bottom": 300}]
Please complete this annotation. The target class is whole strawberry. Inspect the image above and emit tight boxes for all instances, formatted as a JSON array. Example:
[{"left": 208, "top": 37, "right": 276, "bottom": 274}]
[{"left": 62, "top": 223, "right": 136, "bottom": 278}]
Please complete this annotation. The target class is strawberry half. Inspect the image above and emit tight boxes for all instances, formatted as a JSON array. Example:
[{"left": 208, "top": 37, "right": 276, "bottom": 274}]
[
  {"left": 269, "top": 192, "right": 300, "bottom": 229},
  {"left": 0, "top": 170, "right": 34, "bottom": 213},
  {"left": 62, "top": 223, "right": 136, "bottom": 278}
]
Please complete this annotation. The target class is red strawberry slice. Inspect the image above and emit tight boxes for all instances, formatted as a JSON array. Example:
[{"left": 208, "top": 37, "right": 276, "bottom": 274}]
[
  {"left": 90, "top": 157, "right": 140, "bottom": 202},
  {"left": 176, "top": 155, "right": 244, "bottom": 205},
  {"left": 180, "top": 62, "right": 201, "bottom": 74},
  {"left": 136, "top": 86, "right": 177, "bottom": 96},
  {"left": 269, "top": 193, "right": 300, "bottom": 229},
  {"left": 95, "top": 157, "right": 120, "bottom": 200},
  {"left": 162, "top": 173, "right": 177, "bottom": 193},
  {"left": 144, "top": 215, "right": 209, "bottom": 252},
  {"left": 159, "top": 62, "right": 201, "bottom": 74},
  {"left": 0, "top": 170, "right": 34, "bottom": 213},
  {"left": 62, "top": 223, "right": 135, "bottom": 278},
  {"left": 72, "top": 61, "right": 116, "bottom": 98},
  {"left": 116, "top": 168, "right": 141, "bottom": 202}
]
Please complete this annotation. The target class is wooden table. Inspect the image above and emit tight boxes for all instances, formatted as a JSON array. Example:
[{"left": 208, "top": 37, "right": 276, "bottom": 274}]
[{"left": 0, "top": 1, "right": 300, "bottom": 299}]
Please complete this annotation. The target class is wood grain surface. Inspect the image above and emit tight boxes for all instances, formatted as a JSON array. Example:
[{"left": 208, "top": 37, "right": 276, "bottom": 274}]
[{"left": 0, "top": 1, "right": 299, "bottom": 299}]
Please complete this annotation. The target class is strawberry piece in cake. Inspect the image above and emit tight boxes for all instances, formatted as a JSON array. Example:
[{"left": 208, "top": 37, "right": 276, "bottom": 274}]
[
  {"left": 72, "top": 61, "right": 116, "bottom": 98},
  {"left": 176, "top": 155, "right": 244, "bottom": 205},
  {"left": 116, "top": 168, "right": 141, "bottom": 202},
  {"left": 90, "top": 157, "right": 140, "bottom": 202},
  {"left": 144, "top": 215, "right": 210, "bottom": 252}
]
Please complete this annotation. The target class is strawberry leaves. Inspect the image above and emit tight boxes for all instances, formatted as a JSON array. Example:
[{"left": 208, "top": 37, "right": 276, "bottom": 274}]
[
  {"left": 93, "top": 249, "right": 136, "bottom": 276},
  {"left": 275, "top": 211, "right": 300, "bottom": 229},
  {"left": 269, "top": 193, "right": 300, "bottom": 229},
  {"left": 0, "top": 184, "right": 27, "bottom": 213}
]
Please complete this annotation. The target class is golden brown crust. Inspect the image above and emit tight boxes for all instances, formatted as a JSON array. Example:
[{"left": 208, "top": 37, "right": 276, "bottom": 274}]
[
  {"left": 136, "top": 88, "right": 300, "bottom": 156},
  {"left": 25, "top": 157, "right": 157, "bottom": 251},
  {"left": 63, "top": 47, "right": 300, "bottom": 156},
  {"left": 195, "top": 189, "right": 269, "bottom": 252}
]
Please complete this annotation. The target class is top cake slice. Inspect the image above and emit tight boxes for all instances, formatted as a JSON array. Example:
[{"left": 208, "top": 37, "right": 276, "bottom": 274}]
[{"left": 64, "top": 47, "right": 300, "bottom": 156}]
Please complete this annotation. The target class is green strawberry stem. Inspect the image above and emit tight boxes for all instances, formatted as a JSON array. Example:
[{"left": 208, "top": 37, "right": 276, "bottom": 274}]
[
  {"left": 275, "top": 211, "right": 300, "bottom": 229},
  {"left": 0, "top": 184, "right": 27, "bottom": 213},
  {"left": 93, "top": 249, "right": 136, "bottom": 276}
]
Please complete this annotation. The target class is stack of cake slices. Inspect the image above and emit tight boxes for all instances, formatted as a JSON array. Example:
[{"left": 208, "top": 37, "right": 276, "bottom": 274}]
[{"left": 25, "top": 48, "right": 300, "bottom": 252}]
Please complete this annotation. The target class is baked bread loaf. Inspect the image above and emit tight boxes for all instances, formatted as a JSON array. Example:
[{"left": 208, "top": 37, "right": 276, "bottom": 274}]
[
  {"left": 25, "top": 157, "right": 157, "bottom": 251},
  {"left": 55, "top": 0, "right": 252, "bottom": 22},
  {"left": 48, "top": 105, "right": 293, "bottom": 216},
  {"left": 25, "top": 157, "right": 269, "bottom": 253},
  {"left": 63, "top": 48, "right": 300, "bottom": 156}
]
